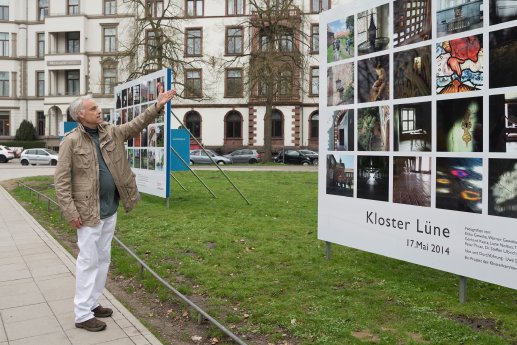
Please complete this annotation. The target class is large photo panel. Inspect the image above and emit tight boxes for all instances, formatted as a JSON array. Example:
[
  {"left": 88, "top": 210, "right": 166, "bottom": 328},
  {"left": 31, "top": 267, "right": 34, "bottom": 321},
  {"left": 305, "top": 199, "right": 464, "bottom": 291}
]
[{"left": 319, "top": 0, "right": 517, "bottom": 290}]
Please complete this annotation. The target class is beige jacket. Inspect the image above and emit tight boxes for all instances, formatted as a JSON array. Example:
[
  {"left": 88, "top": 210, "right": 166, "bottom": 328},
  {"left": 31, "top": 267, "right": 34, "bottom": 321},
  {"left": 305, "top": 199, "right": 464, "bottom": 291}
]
[{"left": 54, "top": 103, "right": 163, "bottom": 226}]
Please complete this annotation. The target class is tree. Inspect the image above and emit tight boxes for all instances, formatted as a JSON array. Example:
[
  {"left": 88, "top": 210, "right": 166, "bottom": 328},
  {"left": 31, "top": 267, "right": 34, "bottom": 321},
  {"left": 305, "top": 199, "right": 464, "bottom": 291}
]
[{"left": 15, "top": 120, "right": 37, "bottom": 141}]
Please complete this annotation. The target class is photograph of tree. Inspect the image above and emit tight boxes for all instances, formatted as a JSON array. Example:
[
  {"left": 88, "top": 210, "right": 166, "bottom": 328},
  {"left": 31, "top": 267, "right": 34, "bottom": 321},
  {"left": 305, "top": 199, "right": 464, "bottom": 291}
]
[
  {"left": 326, "top": 153, "right": 354, "bottom": 197},
  {"left": 327, "top": 63, "right": 354, "bottom": 106},
  {"left": 356, "top": 4, "right": 390, "bottom": 56},
  {"left": 436, "top": 97, "right": 483, "bottom": 152},
  {"left": 394, "top": 101, "right": 431, "bottom": 151},
  {"left": 489, "top": 93, "right": 517, "bottom": 153},
  {"left": 489, "top": 0, "right": 517, "bottom": 25},
  {"left": 393, "top": 46, "right": 431, "bottom": 99},
  {"left": 436, "top": 157, "right": 482, "bottom": 214},
  {"left": 357, "top": 155, "right": 389, "bottom": 201},
  {"left": 436, "top": 35, "right": 483, "bottom": 94},
  {"left": 357, "top": 54, "right": 389, "bottom": 103},
  {"left": 490, "top": 26, "right": 517, "bottom": 89},
  {"left": 489, "top": 158, "right": 517, "bottom": 219},
  {"left": 328, "top": 109, "right": 354, "bottom": 151},
  {"left": 393, "top": 156, "right": 431, "bottom": 207},
  {"left": 393, "top": 0, "right": 432, "bottom": 48},
  {"left": 358, "top": 106, "right": 390, "bottom": 151},
  {"left": 436, "top": 0, "right": 483, "bottom": 38},
  {"left": 327, "top": 16, "right": 355, "bottom": 63}
]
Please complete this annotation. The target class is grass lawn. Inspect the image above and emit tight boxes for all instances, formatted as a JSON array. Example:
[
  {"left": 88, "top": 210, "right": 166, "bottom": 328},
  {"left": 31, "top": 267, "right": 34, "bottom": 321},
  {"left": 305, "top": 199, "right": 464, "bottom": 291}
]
[{"left": 8, "top": 171, "right": 517, "bottom": 345}]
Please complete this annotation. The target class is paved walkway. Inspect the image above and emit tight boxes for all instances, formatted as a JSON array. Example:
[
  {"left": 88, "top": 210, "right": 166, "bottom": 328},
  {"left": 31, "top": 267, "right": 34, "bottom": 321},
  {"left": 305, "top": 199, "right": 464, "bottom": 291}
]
[{"left": 0, "top": 164, "right": 162, "bottom": 345}]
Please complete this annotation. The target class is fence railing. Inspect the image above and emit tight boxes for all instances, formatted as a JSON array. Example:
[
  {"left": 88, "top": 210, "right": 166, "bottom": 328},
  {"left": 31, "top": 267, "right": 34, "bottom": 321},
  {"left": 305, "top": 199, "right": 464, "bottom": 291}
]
[{"left": 16, "top": 181, "right": 248, "bottom": 345}]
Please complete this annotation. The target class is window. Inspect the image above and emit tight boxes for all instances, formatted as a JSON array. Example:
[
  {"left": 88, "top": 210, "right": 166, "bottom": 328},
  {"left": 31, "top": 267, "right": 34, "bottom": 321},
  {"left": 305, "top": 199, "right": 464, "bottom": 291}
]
[
  {"left": 311, "top": 24, "right": 319, "bottom": 53},
  {"left": 36, "top": 71, "right": 44, "bottom": 97},
  {"left": 66, "top": 32, "right": 80, "bottom": 53},
  {"left": 146, "top": 0, "right": 163, "bottom": 17},
  {"left": 310, "top": 67, "right": 319, "bottom": 96},
  {"left": 0, "top": 111, "right": 9, "bottom": 136},
  {"left": 104, "top": 27, "right": 117, "bottom": 52},
  {"left": 38, "top": 0, "right": 48, "bottom": 21},
  {"left": 185, "top": 69, "right": 202, "bottom": 98},
  {"left": 279, "top": 32, "right": 293, "bottom": 52},
  {"left": 311, "top": 0, "right": 330, "bottom": 13},
  {"left": 272, "top": 110, "right": 283, "bottom": 138},
  {"left": 185, "top": 111, "right": 201, "bottom": 139},
  {"left": 401, "top": 108, "right": 415, "bottom": 132},
  {"left": 104, "top": 0, "right": 116, "bottom": 15},
  {"left": 357, "top": 9, "right": 377, "bottom": 47},
  {"left": 279, "top": 70, "right": 292, "bottom": 95},
  {"left": 0, "top": 32, "right": 7, "bottom": 56},
  {"left": 37, "top": 33, "right": 45, "bottom": 57},
  {"left": 37, "top": 111, "right": 45, "bottom": 136},
  {"left": 260, "top": 33, "right": 269, "bottom": 51},
  {"left": 393, "top": 0, "right": 429, "bottom": 46},
  {"left": 103, "top": 67, "right": 117, "bottom": 94},
  {"left": 68, "top": 0, "right": 79, "bottom": 15},
  {"left": 226, "top": 27, "right": 243, "bottom": 55},
  {"left": 186, "top": 28, "right": 202, "bottom": 56},
  {"left": 186, "top": 0, "right": 203, "bottom": 16},
  {"left": 146, "top": 30, "right": 161, "bottom": 57},
  {"left": 227, "top": 0, "right": 244, "bottom": 15},
  {"left": 0, "top": 71, "right": 8, "bottom": 96},
  {"left": 66, "top": 70, "right": 79, "bottom": 95},
  {"left": 225, "top": 69, "right": 242, "bottom": 98},
  {"left": 310, "top": 112, "right": 319, "bottom": 139},
  {"left": 225, "top": 111, "right": 242, "bottom": 138},
  {"left": 0, "top": 0, "right": 8, "bottom": 20}
]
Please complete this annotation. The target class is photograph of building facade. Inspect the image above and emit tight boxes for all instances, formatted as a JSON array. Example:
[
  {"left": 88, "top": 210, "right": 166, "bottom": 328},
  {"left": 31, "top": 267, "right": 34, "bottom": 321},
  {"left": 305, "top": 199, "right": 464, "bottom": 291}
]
[{"left": 0, "top": 0, "right": 338, "bottom": 153}]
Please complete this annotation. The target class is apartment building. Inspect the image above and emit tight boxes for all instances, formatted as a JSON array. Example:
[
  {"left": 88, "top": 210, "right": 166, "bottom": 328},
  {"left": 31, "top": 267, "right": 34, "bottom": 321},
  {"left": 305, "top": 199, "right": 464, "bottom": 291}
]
[{"left": 0, "top": 0, "right": 335, "bottom": 151}]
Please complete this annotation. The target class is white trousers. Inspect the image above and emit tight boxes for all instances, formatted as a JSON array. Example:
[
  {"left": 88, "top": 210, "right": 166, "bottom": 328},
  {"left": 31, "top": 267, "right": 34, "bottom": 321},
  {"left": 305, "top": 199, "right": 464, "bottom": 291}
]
[{"left": 74, "top": 213, "right": 117, "bottom": 323}]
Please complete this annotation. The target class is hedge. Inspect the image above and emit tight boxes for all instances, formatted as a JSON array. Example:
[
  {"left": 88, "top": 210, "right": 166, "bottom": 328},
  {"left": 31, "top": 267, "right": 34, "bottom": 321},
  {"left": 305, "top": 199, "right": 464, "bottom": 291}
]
[{"left": 0, "top": 140, "right": 47, "bottom": 150}]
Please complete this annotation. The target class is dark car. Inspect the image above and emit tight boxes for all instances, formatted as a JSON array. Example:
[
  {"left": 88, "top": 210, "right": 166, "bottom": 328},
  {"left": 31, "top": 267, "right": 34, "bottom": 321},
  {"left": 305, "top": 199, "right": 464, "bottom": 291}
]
[
  {"left": 223, "top": 149, "right": 262, "bottom": 164},
  {"left": 274, "top": 149, "right": 317, "bottom": 165},
  {"left": 299, "top": 150, "right": 319, "bottom": 166}
]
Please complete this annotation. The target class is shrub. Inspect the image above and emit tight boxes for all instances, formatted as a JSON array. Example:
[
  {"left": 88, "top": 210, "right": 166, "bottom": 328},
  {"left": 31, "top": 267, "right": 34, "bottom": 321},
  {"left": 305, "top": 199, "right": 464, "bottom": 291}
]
[{"left": 15, "top": 120, "right": 37, "bottom": 141}]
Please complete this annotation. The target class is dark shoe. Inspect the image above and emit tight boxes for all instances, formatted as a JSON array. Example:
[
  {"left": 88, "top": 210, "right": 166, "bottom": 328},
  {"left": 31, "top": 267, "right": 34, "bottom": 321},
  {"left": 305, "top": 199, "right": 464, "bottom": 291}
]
[
  {"left": 92, "top": 305, "right": 113, "bottom": 318},
  {"left": 75, "top": 317, "right": 106, "bottom": 332}
]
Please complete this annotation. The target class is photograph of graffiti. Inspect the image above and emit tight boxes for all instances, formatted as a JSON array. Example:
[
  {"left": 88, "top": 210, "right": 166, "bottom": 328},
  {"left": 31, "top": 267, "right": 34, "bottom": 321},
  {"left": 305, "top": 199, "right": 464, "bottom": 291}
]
[
  {"left": 393, "top": 0, "right": 432, "bottom": 47},
  {"left": 490, "top": 26, "right": 517, "bottom": 89},
  {"left": 489, "top": 93, "right": 517, "bottom": 153},
  {"left": 394, "top": 101, "right": 431, "bottom": 151},
  {"left": 327, "top": 63, "right": 354, "bottom": 106},
  {"left": 437, "top": 97, "right": 483, "bottom": 152},
  {"left": 436, "top": 35, "right": 483, "bottom": 94},
  {"left": 393, "top": 156, "right": 432, "bottom": 207},
  {"left": 328, "top": 109, "right": 354, "bottom": 151},
  {"left": 490, "top": 0, "right": 517, "bottom": 25},
  {"left": 489, "top": 158, "right": 517, "bottom": 219},
  {"left": 358, "top": 106, "right": 390, "bottom": 151},
  {"left": 358, "top": 54, "right": 389, "bottom": 103},
  {"left": 357, "top": 155, "right": 390, "bottom": 202},
  {"left": 436, "top": 0, "right": 483, "bottom": 37},
  {"left": 327, "top": 16, "right": 355, "bottom": 63},
  {"left": 436, "top": 157, "right": 482, "bottom": 214},
  {"left": 326, "top": 153, "right": 354, "bottom": 197},
  {"left": 394, "top": 45, "right": 432, "bottom": 99},
  {"left": 357, "top": 4, "right": 390, "bottom": 56}
]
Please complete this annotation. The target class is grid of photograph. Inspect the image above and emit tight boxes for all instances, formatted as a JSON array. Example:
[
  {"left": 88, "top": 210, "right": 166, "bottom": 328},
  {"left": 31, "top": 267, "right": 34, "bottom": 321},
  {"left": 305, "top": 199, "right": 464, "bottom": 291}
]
[
  {"left": 114, "top": 76, "right": 166, "bottom": 172},
  {"left": 323, "top": 0, "right": 517, "bottom": 219}
]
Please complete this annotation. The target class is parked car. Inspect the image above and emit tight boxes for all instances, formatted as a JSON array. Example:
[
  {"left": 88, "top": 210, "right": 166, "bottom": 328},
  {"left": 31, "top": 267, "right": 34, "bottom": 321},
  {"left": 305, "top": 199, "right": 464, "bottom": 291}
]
[
  {"left": 274, "top": 149, "right": 317, "bottom": 165},
  {"left": 190, "top": 149, "right": 232, "bottom": 165},
  {"left": 0, "top": 145, "right": 15, "bottom": 163},
  {"left": 20, "top": 148, "right": 59, "bottom": 166},
  {"left": 298, "top": 150, "right": 319, "bottom": 166},
  {"left": 223, "top": 149, "right": 262, "bottom": 164}
]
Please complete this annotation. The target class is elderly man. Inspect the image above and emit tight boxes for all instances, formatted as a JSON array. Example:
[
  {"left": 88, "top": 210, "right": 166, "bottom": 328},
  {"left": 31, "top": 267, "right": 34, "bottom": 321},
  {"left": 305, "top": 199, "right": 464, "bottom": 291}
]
[{"left": 55, "top": 89, "right": 176, "bottom": 332}]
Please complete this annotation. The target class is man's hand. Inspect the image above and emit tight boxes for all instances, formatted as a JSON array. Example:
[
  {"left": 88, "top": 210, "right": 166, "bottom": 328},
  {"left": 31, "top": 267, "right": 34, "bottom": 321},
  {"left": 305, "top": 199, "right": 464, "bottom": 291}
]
[
  {"left": 69, "top": 218, "right": 83, "bottom": 229},
  {"left": 157, "top": 89, "right": 176, "bottom": 109}
]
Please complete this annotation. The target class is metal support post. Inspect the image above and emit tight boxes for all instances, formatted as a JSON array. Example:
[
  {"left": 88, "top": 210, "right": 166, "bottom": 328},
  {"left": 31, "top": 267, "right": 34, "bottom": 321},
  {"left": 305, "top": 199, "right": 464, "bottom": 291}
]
[
  {"left": 459, "top": 276, "right": 467, "bottom": 304},
  {"left": 325, "top": 241, "right": 331, "bottom": 260}
]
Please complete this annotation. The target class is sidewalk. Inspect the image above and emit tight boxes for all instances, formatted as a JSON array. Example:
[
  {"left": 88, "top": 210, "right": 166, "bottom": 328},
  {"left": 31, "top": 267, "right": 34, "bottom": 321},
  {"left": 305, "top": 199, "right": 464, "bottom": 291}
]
[{"left": 0, "top": 184, "right": 163, "bottom": 345}]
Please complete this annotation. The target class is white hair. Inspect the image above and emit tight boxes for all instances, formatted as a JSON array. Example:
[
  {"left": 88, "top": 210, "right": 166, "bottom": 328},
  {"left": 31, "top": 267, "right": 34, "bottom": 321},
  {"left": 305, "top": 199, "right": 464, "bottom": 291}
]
[{"left": 68, "top": 96, "right": 93, "bottom": 121}]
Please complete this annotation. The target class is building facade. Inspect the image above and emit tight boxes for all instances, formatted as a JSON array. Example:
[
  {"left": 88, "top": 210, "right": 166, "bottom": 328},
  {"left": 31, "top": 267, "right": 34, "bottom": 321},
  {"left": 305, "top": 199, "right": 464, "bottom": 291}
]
[{"left": 0, "top": 0, "right": 337, "bottom": 152}]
